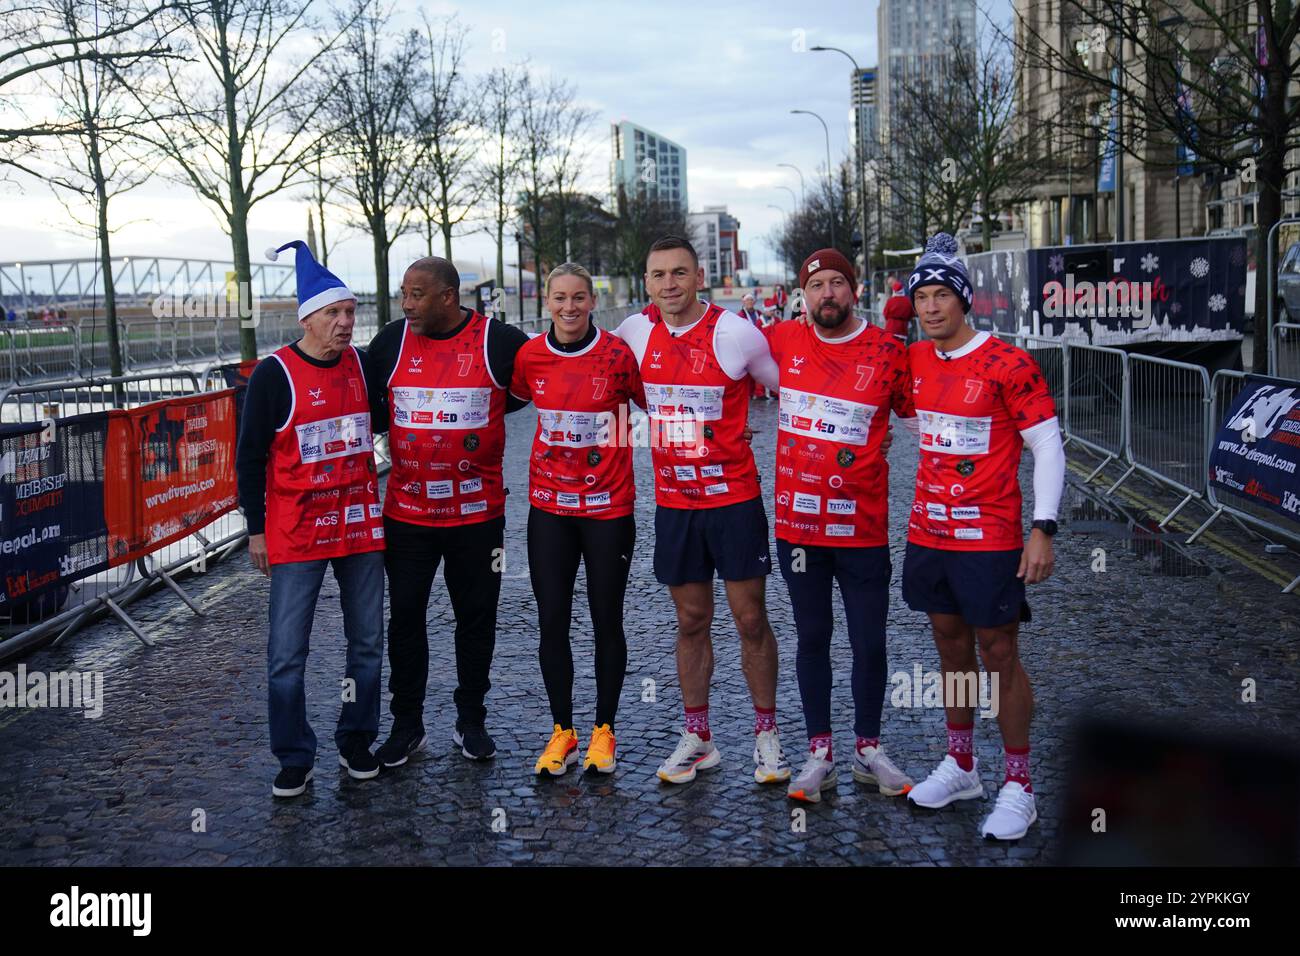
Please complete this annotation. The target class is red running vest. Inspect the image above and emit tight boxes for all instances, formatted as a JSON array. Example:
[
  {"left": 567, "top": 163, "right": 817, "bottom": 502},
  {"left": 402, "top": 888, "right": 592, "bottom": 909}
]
[
  {"left": 769, "top": 320, "right": 910, "bottom": 547},
  {"left": 906, "top": 334, "right": 1057, "bottom": 551},
  {"left": 639, "top": 303, "right": 760, "bottom": 508},
  {"left": 384, "top": 313, "right": 508, "bottom": 526},
  {"left": 510, "top": 326, "right": 642, "bottom": 518},
  {"left": 264, "top": 344, "right": 384, "bottom": 566}
]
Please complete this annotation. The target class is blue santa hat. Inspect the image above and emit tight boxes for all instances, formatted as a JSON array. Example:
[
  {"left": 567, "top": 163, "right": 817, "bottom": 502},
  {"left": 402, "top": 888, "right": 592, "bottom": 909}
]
[
  {"left": 907, "top": 232, "right": 973, "bottom": 313},
  {"left": 265, "top": 240, "right": 355, "bottom": 320}
]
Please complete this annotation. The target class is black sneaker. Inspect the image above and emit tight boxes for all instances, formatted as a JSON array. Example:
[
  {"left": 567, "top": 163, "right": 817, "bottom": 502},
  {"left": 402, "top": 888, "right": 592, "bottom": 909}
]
[
  {"left": 453, "top": 721, "right": 496, "bottom": 760},
  {"left": 338, "top": 740, "right": 381, "bottom": 780},
  {"left": 375, "top": 725, "right": 427, "bottom": 768},
  {"left": 272, "top": 766, "right": 314, "bottom": 798}
]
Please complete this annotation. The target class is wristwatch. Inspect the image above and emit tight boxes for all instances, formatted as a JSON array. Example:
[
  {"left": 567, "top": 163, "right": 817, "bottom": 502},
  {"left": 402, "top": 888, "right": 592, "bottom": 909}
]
[{"left": 1031, "top": 519, "right": 1058, "bottom": 537}]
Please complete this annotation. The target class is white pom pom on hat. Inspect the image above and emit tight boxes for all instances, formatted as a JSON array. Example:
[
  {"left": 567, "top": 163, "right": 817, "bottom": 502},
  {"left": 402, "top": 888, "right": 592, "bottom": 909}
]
[
  {"left": 265, "top": 246, "right": 281, "bottom": 262},
  {"left": 925, "top": 232, "right": 960, "bottom": 256}
]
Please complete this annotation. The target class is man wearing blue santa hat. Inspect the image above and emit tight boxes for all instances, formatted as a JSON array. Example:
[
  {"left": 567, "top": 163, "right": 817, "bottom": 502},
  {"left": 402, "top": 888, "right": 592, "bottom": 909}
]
[{"left": 236, "top": 240, "right": 386, "bottom": 798}]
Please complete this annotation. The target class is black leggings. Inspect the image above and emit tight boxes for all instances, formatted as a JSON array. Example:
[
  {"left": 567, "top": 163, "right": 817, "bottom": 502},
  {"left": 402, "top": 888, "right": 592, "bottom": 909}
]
[{"left": 527, "top": 506, "right": 635, "bottom": 731}]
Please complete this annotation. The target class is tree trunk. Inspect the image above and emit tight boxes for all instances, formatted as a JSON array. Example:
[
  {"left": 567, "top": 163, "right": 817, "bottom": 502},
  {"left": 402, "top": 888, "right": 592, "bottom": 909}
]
[
  {"left": 981, "top": 187, "right": 993, "bottom": 250},
  {"left": 1252, "top": 54, "right": 1289, "bottom": 375},
  {"left": 373, "top": 218, "right": 391, "bottom": 328},
  {"left": 495, "top": 219, "right": 505, "bottom": 288}
]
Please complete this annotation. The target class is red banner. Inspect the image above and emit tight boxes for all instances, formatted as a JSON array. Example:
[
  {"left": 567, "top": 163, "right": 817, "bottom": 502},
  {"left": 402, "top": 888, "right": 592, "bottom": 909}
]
[{"left": 104, "top": 390, "right": 240, "bottom": 566}]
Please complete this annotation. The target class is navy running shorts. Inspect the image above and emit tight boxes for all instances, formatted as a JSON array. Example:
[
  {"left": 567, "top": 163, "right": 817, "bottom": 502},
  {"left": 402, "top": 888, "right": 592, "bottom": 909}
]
[
  {"left": 654, "top": 496, "right": 773, "bottom": 586},
  {"left": 901, "top": 542, "right": 1031, "bottom": 629}
]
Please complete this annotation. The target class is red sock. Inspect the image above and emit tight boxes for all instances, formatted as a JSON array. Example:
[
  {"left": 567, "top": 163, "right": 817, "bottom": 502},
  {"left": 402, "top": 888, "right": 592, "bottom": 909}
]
[
  {"left": 754, "top": 705, "right": 776, "bottom": 734},
  {"left": 947, "top": 721, "right": 974, "bottom": 771},
  {"left": 685, "top": 704, "right": 710, "bottom": 741},
  {"left": 1004, "top": 745, "right": 1032, "bottom": 792},
  {"left": 856, "top": 736, "right": 879, "bottom": 756},
  {"left": 810, "top": 732, "right": 833, "bottom": 760}
]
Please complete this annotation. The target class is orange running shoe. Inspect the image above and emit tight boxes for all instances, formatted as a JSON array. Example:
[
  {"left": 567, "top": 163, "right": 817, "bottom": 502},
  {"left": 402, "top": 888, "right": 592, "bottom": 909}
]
[
  {"left": 583, "top": 723, "right": 617, "bottom": 774},
  {"left": 534, "top": 725, "right": 579, "bottom": 776}
]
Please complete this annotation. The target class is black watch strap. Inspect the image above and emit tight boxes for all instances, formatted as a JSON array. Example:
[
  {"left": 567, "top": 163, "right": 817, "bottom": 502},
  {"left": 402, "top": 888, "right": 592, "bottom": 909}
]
[{"left": 1032, "top": 519, "right": 1058, "bottom": 537}]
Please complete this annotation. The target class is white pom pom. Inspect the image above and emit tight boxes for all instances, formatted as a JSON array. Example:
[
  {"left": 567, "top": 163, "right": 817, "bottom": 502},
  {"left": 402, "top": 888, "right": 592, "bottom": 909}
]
[
  {"left": 927, "top": 232, "right": 958, "bottom": 256},
  {"left": 265, "top": 245, "right": 280, "bottom": 262}
]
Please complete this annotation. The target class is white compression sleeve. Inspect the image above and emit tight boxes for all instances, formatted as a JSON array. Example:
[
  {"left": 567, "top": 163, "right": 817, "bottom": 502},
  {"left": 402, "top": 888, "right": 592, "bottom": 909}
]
[{"left": 1020, "top": 417, "right": 1065, "bottom": 522}]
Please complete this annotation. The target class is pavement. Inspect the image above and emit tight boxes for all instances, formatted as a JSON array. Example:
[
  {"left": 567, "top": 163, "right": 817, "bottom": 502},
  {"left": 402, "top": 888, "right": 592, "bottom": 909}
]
[{"left": 1, "top": 396, "right": 1298, "bottom": 866}]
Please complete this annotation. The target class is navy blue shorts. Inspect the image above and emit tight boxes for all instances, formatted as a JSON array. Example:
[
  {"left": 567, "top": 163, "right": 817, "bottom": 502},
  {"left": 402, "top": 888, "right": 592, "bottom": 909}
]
[
  {"left": 654, "top": 496, "right": 773, "bottom": 586},
  {"left": 901, "top": 542, "right": 1031, "bottom": 629}
]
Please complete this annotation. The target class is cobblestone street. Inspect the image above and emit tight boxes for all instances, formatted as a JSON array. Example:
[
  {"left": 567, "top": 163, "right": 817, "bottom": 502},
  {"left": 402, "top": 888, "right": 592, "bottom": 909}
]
[{"left": 2, "top": 398, "right": 1297, "bottom": 866}]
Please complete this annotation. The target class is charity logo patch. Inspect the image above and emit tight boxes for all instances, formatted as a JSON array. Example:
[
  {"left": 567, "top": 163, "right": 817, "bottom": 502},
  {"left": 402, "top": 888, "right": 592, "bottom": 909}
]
[
  {"left": 837, "top": 448, "right": 856, "bottom": 467},
  {"left": 956, "top": 458, "right": 975, "bottom": 477},
  {"left": 464, "top": 433, "right": 480, "bottom": 451}
]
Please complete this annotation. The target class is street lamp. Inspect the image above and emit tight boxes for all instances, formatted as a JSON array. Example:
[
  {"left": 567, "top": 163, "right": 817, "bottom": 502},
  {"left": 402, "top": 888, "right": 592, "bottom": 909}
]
[
  {"left": 777, "top": 163, "right": 806, "bottom": 204},
  {"left": 776, "top": 185, "right": 798, "bottom": 211},
  {"left": 791, "top": 109, "right": 836, "bottom": 249},
  {"left": 811, "top": 45, "right": 871, "bottom": 294}
]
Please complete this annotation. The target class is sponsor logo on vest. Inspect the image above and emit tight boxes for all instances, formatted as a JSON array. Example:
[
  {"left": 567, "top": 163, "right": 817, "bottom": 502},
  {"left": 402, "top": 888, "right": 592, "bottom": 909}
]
[
  {"left": 956, "top": 458, "right": 976, "bottom": 477},
  {"left": 369, "top": 503, "right": 383, "bottom": 518},
  {"left": 557, "top": 492, "right": 581, "bottom": 508},
  {"left": 459, "top": 477, "right": 482, "bottom": 494},
  {"left": 954, "top": 527, "right": 984, "bottom": 540},
  {"left": 309, "top": 387, "right": 325, "bottom": 407},
  {"left": 673, "top": 465, "right": 696, "bottom": 481},
  {"left": 426, "top": 480, "right": 453, "bottom": 498},
  {"left": 315, "top": 513, "right": 338, "bottom": 526},
  {"left": 827, "top": 499, "right": 856, "bottom": 515},
  {"left": 464, "top": 433, "right": 480, "bottom": 451},
  {"left": 704, "top": 483, "right": 729, "bottom": 496},
  {"left": 460, "top": 500, "right": 488, "bottom": 515},
  {"left": 344, "top": 504, "right": 366, "bottom": 524},
  {"left": 836, "top": 448, "right": 855, "bottom": 467},
  {"left": 700, "top": 464, "right": 723, "bottom": 478},
  {"left": 926, "top": 502, "right": 948, "bottom": 521},
  {"left": 799, "top": 471, "right": 821, "bottom": 484},
  {"left": 533, "top": 488, "right": 553, "bottom": 502},
  {"left": 950, "top": 483, "right": 965, "bottom": 496},
  {"left": 372, "top": 527, "right": 385, "bottom": 539},
  {"left": 587, "top": 449, "right": 601, "bottom": 466},
  {"left": 825, "top": 524, "right": 855, "bottom": 537},
  {"left": 793, "top": 492, "right": 820, "bottom": 514},
  {"left": 585, "top": 492, "right": 611, "bottom": 507},
  {"left": 951, "top": 505, "right": 981, "bottom": 520},
  {"left": 828, "top": 474, "right": 843, "bottom": 489},
  {"left": 777, "top": 492, "right": 790, "bottom": 506}
]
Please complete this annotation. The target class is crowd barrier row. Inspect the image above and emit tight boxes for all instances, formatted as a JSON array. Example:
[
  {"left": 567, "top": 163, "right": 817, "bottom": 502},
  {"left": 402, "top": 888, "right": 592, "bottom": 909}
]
[{"left": 991, "top": 331, "right": 1300, "bottom": 593}]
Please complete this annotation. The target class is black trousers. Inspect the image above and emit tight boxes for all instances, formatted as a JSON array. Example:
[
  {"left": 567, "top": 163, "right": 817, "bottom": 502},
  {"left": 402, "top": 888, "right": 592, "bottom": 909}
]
[
  {"left": 526, "top": 507, "right": 635, "bottom": 731},
  {"left": 383, "top": 514, "right": 504, "bottom": 729}
]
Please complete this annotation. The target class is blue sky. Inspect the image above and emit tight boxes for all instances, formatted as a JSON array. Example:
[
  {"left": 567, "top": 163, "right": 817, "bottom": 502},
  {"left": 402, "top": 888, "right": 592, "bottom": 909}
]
[{"left": 1, "top": 0, "right": 1013, "bottom": 288}]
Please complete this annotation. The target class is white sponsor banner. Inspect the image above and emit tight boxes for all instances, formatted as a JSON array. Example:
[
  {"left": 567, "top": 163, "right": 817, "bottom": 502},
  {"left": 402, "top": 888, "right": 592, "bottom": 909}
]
[
  {"left": 951, "top": 505, "right": 981, "bottom": 520},
  {"left": 296, "top": 412, "right": 373, "bottom": 464},
  {"left": 778, "top": 387, "right": 875, "bottom": 446},
  {"left": 954, "top": 527, "right": 984, "bottom": 540},
  {"left": 391, "top": 386, "right": 492, "bottom": 430},
  {"left": 537, "top": 409, "right": 613, "bottom": 448},
  {"left": 916, "top": 409, "right": 992, "bottom": 455},
  {"left": 644, "top": 383, "right": 725, "bottom": 422},
  {"left": 426, "top": 480, "right": 453, "bottom": 499},
  {"left": 793, "top": 492, "right": 821, "bottom": 514}
]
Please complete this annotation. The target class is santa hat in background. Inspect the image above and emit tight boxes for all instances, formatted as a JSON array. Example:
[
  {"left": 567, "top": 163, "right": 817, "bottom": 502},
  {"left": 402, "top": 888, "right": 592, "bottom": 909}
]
[{"left": 266, "top": 240, "right": 356, "bottom": 320}]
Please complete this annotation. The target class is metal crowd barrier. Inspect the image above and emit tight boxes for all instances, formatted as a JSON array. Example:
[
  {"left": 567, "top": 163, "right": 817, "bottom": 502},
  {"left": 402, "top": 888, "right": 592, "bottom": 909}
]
[
  {"left": 1123, "top": 353, "right": 1211, "bottom": 527},
  {"left": 1187, "top": 369, "right": 1300, "bottom": 593},
  {"left": 1273, "top": 322, "right": 1300, "bottom": 380},
  {"left": 1063, "top": 343, "right": 1128, "bottom": 485}
]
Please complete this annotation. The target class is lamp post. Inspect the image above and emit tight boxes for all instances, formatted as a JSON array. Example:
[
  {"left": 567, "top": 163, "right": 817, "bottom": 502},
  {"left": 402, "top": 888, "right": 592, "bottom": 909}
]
[
  {"left": 778, "top": 163, "right": 806, "bottom": 204},
  {"left": 791, "top": 108, "right": 836, "bottom": 249},
  {"left": 768, "top": 205, "right": 791, "bottom": 274},
  {"left": 811, "top": 45, "right": 871, "bottom": 296},
  {"left": 776, "top": 185, "right": 798, "bottom": 211}
]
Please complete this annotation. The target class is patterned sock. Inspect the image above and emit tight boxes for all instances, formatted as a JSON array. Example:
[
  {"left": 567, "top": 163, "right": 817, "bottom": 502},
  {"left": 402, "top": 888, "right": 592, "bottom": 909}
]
[
  {"left": 810, "top": 732, "right": 833, "bottom": 760},
  {"left": 754, "top": 705, "right": 777, "bottom": 734},
  {"left": 856, "top": 736, "right": 880, "bottom": 757},
  {"left": 947, "top": 721, "right": 975, "bottom": 772},
  {"left": 1004, "top": 745, "right": 1032, "bottom": 792},
  {"left": 684, "top": 704, "right": 710, "bottom": 741}
]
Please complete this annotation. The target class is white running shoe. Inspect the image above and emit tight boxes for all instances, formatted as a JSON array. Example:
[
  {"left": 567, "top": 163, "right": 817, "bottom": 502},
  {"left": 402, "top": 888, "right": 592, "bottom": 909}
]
[
  {"left": 851, "top": 744, "right": 915, "bottom": 796},
  {"left": 656, "top": 731, "right": 721, "bottom": 785},
  {"left": 787, "top": 747, "right": 836, "bottom": 803},
  {"left": 753, "top": 728, "right": 791, "bottom": 784},
  {"left": 906, "top": 755, "right": 984, "bottom": 808},
  {"left": 981, "top": 781, "right": 1038, "bottom": 840}
]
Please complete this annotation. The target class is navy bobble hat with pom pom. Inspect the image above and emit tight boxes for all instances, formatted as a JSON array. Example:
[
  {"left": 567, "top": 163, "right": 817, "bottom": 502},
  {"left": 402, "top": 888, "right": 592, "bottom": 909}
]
[{"left": 907, "top": 232, "right": 973, "bottom": 313}]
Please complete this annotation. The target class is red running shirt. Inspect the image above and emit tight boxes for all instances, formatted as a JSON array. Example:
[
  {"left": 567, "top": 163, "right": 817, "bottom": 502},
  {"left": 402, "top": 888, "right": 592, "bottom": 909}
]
[
  {"left": 640, "top": 304, "right": 760, "bottom": 509},
  {"left": 906, "top": 334, "right": 1057, "bottom": 551},
  {"left": 769, "top": 320, "right": 910, "bottom": 547},
  {"left": 510, "top": 327, "right": 643, "bottom": 518},
  {"left": 384, "top": 313, "right": 508, "bottom": 527},
  {"left": 264, "top": 345, "right": 384, "bottom": 565}
]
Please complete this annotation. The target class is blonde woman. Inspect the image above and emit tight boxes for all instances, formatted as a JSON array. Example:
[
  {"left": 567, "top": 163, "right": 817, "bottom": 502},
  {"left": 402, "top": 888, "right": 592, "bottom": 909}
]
[{"left": 509, "top": 263, "right": 644, "bottom": 775}]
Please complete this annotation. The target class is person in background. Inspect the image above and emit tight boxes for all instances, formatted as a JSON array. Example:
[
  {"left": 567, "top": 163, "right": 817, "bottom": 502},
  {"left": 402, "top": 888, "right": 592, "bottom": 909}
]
[{"left": 882, "top": 278, "right": 915, "bottom": 344}]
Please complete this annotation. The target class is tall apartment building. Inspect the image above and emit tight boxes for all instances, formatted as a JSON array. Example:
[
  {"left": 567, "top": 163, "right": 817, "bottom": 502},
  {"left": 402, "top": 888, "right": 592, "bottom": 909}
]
[
  {"left": 687, "top": 206, "right": 741, "bottom": 288},
  {"left": 610, "top": 121, "right": 688, "bottom": 211}
]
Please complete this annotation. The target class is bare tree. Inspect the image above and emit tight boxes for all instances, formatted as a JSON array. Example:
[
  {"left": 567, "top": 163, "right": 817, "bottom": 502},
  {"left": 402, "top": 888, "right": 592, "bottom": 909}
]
[
  {"left": 126, "top": 0, "right": 360, "bottom": 360},
  {"left": 317, "top": 0, "right": 424, "bottom": 328},
  {"left": 0, "top": 0, "right": 170, "bottom": 156},
  {"left": 477, "top": 63, "right": 525, "bottom": 288},
  {"left": 611, "top": 185, "right": 689, "bottom": 299},
  {"left": 1006, "top": 0, "right": 1300, "bottom": 372},
  {"left": 412, "top": 13, "right": 484, "bottom": 262},
  {"left": 772, "top": 158, "right": 860, "bottom": 272},
  {"left": 27, "top": 0, "right": 173, "bottom": 381}
]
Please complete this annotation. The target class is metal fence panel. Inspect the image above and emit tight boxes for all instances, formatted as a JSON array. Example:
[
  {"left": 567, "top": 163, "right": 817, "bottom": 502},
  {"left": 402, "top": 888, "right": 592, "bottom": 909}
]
[{"left": 1124, "top": 353, "right": 1211, "bottom": 523}]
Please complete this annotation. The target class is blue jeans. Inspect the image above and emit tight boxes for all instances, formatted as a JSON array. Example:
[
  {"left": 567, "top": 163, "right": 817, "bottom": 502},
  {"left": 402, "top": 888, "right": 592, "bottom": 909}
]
[
  {"left": 267, "top": 551, "right": 384, "bottom": 769},
  {"left": 776, "top": 540, "right": 892, "bottom": 741}
]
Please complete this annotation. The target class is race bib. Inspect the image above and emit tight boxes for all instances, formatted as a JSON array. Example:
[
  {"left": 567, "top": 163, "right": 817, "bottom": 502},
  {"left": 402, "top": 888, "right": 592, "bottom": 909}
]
[
  {"left": 537, "top": 409, "right": 614, "bottom": 448},
  {"left": 296, "top": 412, "right": 373, "bottom": 464},
  {"left": 916, "top": 409, "right": 992, "bottom": 455},
  {"left": 778, "top": 387, "right": 875, "bottom": 446},
  {"left": 391, "top": 387, "right": 492, "bottom": 430},
  {"left": 643, "top": 383, "right": 725, "bottom": 422}
]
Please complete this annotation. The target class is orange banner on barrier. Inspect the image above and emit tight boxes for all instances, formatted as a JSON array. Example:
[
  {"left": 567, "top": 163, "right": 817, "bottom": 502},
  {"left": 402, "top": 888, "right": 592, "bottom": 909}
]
[{"left": 104, "top": 390, "right": 240, "bottom": 566}]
